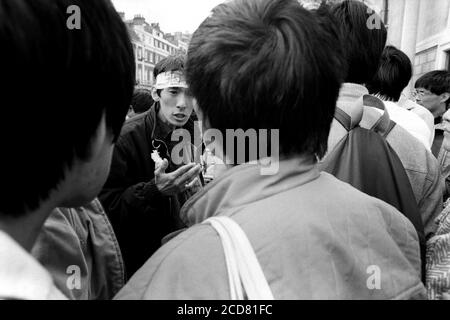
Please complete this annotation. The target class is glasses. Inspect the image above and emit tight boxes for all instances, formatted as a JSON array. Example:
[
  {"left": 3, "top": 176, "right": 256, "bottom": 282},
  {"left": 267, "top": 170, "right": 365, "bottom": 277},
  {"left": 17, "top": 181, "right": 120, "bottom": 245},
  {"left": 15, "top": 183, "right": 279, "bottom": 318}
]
[{"left": 411, "top": 89, "right": 434, "bottom": 100}]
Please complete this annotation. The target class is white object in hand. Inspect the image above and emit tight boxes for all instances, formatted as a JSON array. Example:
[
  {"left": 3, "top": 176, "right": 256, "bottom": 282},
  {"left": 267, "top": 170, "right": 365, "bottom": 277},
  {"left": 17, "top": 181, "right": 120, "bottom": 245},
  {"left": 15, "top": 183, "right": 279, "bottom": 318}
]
[{"left": 151, "top": 150, "right": 164, "bottom": 168}]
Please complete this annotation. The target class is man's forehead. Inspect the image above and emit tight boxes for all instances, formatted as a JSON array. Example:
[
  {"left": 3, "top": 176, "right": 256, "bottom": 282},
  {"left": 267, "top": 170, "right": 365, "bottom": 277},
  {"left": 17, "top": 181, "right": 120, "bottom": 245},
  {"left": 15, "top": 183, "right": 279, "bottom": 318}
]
[{"left": 154, "top": 71, "right": 188, "bottom": 89}]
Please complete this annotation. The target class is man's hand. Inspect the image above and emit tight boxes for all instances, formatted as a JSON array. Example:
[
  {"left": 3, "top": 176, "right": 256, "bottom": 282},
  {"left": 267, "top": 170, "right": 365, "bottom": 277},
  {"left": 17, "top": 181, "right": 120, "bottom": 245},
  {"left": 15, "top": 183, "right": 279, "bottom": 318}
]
[{"left": 154, "top": 159, "right": 203, "bottom": 196}]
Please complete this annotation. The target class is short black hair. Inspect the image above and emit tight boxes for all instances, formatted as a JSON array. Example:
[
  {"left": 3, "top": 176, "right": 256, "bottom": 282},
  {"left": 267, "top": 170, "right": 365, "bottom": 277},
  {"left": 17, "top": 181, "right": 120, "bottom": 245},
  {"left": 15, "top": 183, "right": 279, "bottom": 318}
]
[
  {"left": 153, "top": 54, "right": 186, "bottom": 80},
  {"left": 330, "top": 0, "right": 387, "bottom": 84},
  {"left": 415, "top": 70, "right": 450, "bottom": 107},
  {"left": 153, "top": 54, "right": 186, "bottom": 96},
  {"left": 0, "top": 0, "right": 135, "bottom": 216},
  {"left": 131, "top": 89, "right": 154, "bottom": 113},
  {"left": 367, "top": 46, "right": 412, "bottom": 101},
  {"left": 186, "top": 0, "right": 346, "bottom": 159}
]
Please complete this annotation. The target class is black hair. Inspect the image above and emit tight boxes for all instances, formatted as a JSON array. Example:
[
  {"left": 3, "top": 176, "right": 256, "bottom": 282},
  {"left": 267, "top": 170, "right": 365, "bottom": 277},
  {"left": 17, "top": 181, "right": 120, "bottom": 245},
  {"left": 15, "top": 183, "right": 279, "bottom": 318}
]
[
  {"left": 131, "top": 89, "right": 154, "bottom": 113},
  {"left": 0, "top": 0, "right": 135, "bottom": 216},
  {"left": 415, "top": 70, "right": 450, "bottom": 107},
  {"left": 330, "top": 0, "right": 387, "bottom": 84},
  {"left": 367, "top": 46, "right": 412, "bottom": 101},
  {"left": 186, "top": 0, "right": 346, "bottom": 159}
]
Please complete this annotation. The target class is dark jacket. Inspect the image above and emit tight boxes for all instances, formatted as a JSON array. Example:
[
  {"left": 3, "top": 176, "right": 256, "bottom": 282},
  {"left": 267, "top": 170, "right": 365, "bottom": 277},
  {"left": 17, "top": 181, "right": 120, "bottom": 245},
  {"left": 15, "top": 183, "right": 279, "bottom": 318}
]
[{"left": 99, "top": 103, "right": 201, "bottom": 278}]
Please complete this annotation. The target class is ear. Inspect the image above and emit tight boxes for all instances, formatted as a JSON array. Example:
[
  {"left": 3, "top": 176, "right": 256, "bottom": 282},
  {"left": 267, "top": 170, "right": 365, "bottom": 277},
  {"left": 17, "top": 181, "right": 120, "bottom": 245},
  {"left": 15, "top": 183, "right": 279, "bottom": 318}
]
[
  {"left": 151, "top": 87, "right": 160, "bottom": 102},
  {"left": 440, "top": 92, "right": 450, "bottom": 104}
]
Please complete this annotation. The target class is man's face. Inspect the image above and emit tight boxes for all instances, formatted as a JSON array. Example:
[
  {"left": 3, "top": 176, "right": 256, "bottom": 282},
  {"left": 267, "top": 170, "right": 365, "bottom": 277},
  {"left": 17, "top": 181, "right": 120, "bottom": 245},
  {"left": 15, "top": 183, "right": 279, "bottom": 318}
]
[
  {"left": 415, "top": 87, "right": 447, "bottom": 118},
  {"left": 157, "top": 87, "right": 194, "bottom": 127}
]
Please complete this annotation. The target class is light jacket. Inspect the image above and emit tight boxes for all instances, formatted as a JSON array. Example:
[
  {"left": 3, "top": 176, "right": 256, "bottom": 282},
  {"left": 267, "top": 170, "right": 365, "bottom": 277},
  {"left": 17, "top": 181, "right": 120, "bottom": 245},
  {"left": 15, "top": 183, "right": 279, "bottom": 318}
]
[
  {"left": 328, "top": 84, "right": 443, "bottom": 239},
  {"left": 32, "top": 199, "right": 125, "bottom": 300},
  {"left": 115, "top": 156, "right": 425, "bottom": 300}
]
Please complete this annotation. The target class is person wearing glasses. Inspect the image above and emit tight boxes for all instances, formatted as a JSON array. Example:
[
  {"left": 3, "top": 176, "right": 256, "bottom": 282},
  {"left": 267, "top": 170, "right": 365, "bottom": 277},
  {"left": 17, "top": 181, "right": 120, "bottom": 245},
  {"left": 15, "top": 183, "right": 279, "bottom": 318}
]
[{"left": 414, "top": 70, "right": 450, "bottom": 157}]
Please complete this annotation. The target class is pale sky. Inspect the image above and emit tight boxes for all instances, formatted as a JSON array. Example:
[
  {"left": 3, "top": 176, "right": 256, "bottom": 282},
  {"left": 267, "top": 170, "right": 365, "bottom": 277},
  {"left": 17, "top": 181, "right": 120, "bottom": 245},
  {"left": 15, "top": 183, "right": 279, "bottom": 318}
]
[{"left": 111, "top": 0, "right": 226, "bottom": 33}]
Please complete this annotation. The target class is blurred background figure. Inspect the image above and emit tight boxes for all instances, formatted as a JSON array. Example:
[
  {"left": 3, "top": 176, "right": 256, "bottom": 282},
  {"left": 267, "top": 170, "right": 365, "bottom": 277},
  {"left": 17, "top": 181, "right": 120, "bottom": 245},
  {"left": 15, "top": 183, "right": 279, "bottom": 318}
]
[
  {"left": 126, "top": 88, "right": 154, "bottom": 120},
  {"left": 367, "top": 45, "right": 433, "bottom": 150}
]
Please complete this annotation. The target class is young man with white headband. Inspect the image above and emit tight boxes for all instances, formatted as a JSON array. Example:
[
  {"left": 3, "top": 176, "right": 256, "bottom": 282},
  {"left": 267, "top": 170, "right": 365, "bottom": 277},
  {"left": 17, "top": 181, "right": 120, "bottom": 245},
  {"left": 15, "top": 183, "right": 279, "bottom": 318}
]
[{"left": 99, "top": 54, "right": 203, "bottom": 279}]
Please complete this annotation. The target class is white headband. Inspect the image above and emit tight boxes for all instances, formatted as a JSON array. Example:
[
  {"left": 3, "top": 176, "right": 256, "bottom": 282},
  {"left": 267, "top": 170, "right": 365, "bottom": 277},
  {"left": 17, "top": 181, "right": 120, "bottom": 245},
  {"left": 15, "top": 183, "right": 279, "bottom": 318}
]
[{"left": 154, "top": 71, "right": 188, "bottom": 89}]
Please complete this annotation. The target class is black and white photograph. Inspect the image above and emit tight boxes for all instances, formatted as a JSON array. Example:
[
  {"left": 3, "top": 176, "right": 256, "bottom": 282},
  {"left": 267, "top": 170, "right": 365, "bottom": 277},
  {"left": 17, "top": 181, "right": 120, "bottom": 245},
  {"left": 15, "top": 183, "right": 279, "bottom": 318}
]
[{"left": 1, "top": 0, "right": 450, "bottom": 307}]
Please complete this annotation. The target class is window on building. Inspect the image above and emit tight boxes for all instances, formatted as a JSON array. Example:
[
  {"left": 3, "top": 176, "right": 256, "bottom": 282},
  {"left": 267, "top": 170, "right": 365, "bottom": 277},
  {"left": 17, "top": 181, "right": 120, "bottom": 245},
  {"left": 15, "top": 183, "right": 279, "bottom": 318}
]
[{"left": 137, "top": 64, "right": 143, "bottom": 84}]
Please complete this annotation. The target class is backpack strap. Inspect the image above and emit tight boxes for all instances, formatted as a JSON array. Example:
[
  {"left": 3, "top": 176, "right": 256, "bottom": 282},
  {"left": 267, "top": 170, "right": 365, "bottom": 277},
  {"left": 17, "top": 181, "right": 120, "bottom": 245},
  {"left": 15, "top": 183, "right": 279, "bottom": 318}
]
[
  {"left": 363, "top": 95, "right": 396, "bottom": 138},
  {"left": 334, "top": 107, "right": 353, "bottom": 132},
  {"left": 203, "top": 216, "right": 274, "bottom": 300}
]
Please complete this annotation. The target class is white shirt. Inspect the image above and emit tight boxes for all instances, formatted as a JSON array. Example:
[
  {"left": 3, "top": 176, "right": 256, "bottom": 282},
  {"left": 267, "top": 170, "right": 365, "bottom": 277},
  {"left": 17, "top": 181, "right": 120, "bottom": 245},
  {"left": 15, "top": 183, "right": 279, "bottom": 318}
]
[
  {"left": 0, "top": 231, "right": 67, "bottom": 300},
  {"left": 374, "top": 100, "right": 433, "bottom": 150},
  {"left": 398, "top": 95, "right": 435, "bottom": 144}
]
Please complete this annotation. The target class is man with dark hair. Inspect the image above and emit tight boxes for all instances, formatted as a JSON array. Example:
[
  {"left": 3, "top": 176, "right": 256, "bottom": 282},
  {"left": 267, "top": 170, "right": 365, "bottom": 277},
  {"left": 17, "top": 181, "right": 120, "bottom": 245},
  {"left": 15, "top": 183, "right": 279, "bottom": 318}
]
[
  {"left": 99, "top": 54, "right": 203, "bottom": 279},
  {"left": 0, "top": 0, "right": 135, "bottom": 299},
  {"left": 415, "top": 70, "right": 450, "bottom": 119},
  {"left": 415, "top": 70, "right": 450, "bottom": 156},
  {"left": 367, "top": 46, "right": 433, "bottom": 149},
  {"left": 116, "top": 0, "right": 424, "bottom": 299},
  {"left": 327, "top": 0, "right": 442, "bottom": 240}
]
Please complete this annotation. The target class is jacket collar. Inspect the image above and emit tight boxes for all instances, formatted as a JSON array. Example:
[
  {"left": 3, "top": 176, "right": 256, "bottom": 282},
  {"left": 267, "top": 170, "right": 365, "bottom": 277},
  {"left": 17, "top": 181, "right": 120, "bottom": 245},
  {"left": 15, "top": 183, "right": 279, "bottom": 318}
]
[
  {"left": 337, "top": 83, "right": 390, "bottom": 130},
  {"left": 336, "top": 83, "right": 368, "bottom": 126},
  {"left": 146, "top": 102, "right": 197, "bottom": 142},
  {"left": 147, "top": 102, "right": 175, "bottom": 141},
  {"left": 180, "top": 155, "right": 320, "bottom": 226}
]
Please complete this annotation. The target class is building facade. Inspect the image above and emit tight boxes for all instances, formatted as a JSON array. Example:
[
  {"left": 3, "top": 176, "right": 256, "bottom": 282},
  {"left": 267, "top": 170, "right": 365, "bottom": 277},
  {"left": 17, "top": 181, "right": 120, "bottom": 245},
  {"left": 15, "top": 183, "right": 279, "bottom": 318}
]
[
  {"left": 302, "top": 0, "right": 450, "bottom": 93},
  {"left": 372, "top": 0, "right": 450, "bottom": 86},
  {"left": 119, "top": 13, "right": 191, "bottom": 89}
]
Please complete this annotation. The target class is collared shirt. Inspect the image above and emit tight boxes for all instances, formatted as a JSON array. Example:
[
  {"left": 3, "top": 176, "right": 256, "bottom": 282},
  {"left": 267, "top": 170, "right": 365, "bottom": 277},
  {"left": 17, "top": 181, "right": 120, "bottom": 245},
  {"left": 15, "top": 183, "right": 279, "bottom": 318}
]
[
  {"left": 373, "top": 100, "right": 432, "bottom": 150},
  {"left": 0, "top": 230, "right": 67, "bottom": 300},
  {"left": 398, "top": 95, "right": 435, "bottom": 142}
]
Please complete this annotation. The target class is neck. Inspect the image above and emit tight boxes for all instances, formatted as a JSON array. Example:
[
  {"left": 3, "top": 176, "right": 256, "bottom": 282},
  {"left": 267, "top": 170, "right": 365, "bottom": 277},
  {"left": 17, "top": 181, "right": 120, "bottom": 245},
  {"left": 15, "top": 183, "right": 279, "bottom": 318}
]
[{"left": 0, "top": 201, "right": 55, "bottom": 252}]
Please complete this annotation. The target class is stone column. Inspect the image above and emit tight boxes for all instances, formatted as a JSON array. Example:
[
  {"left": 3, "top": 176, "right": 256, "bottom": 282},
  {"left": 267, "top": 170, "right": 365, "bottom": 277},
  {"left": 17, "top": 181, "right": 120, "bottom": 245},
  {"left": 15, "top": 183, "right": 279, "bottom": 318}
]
[{"left": 401, "top": 0, "right": 421, "bottom": 96}]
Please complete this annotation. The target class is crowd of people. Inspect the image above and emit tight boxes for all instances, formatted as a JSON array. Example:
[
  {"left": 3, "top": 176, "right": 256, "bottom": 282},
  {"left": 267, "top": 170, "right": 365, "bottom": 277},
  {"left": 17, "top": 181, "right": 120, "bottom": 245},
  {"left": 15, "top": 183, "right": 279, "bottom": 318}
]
[{"left": 1, "top": 0, "right": 450, "bottom": 300}]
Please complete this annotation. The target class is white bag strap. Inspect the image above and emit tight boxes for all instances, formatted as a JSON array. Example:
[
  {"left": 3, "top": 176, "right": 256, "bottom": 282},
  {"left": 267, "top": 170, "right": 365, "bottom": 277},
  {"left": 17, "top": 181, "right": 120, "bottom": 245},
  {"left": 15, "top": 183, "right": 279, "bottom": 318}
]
[{"left": 203, "top": 216, "right": 274, "bottom": 300}]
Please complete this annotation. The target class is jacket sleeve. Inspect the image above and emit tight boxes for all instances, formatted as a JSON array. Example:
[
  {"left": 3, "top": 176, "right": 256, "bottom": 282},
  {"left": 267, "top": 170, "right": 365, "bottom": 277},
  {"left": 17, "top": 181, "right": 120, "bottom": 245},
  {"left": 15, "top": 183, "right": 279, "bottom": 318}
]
[
  {"left": 419, "top": 153, "right": 444, "bottom": 239},
  {"left": 98, "top": 137, "right": 168, "bottom": 233}
]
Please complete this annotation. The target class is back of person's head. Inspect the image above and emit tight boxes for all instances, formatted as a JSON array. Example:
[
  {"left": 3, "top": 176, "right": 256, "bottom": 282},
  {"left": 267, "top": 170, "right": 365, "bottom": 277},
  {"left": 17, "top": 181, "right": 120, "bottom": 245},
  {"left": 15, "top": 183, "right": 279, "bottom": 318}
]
[
  {"left": 187, "top": 0, "right": 346, "bottom": 159},
  {"left": 415, "top": 70, "right": 450, "bottom": 107},
  {"left": 131, "top": 89, "right": 154, "bottom": 114},
  {"left": 330, "top": 0, "right": 387, "bottom": 84},
  {"left": 367, "top": 45, "right": 412, "bottom": 101},
  {"left": 0, "top": 0, "right": 135, "bottom": 217}
]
